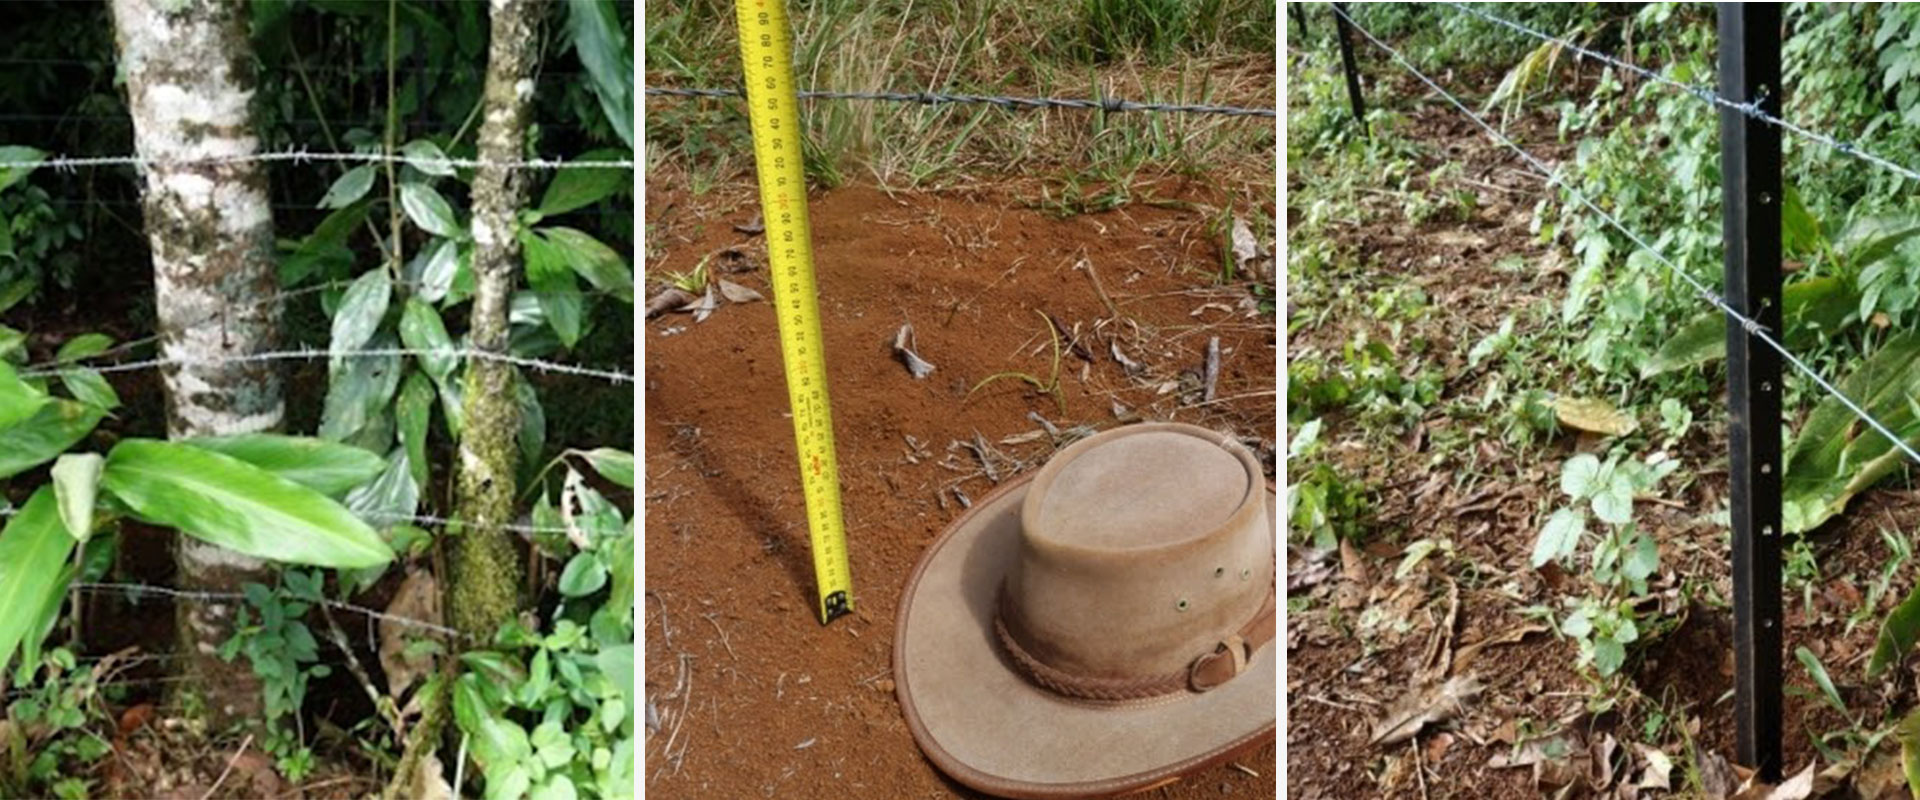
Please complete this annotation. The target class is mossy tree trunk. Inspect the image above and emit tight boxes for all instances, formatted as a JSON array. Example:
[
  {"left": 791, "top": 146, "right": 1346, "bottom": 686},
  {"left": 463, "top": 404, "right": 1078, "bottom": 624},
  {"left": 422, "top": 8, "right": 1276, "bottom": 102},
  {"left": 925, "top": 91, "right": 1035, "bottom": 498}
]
[
  {"left": 451, "top": 0, "right": 540, "bottom": 642},
  {"left": 109, "top": 0, "right": 282, "bottom": 728}
]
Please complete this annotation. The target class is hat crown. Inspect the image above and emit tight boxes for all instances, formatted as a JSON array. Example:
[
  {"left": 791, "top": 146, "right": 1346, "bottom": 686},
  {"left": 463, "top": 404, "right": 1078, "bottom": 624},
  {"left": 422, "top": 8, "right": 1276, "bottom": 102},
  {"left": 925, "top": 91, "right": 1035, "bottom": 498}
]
[{"left": 1004, "top": 424, "right": 1273, "bottom": 693}]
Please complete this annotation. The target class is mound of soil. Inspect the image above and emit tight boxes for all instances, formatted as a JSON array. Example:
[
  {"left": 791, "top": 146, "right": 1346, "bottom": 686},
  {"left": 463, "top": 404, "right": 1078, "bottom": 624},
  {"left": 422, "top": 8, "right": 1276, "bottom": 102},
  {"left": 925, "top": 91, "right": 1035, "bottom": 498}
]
[{"left": 642, "top": 174, "right": 1277, "bottom": 797}]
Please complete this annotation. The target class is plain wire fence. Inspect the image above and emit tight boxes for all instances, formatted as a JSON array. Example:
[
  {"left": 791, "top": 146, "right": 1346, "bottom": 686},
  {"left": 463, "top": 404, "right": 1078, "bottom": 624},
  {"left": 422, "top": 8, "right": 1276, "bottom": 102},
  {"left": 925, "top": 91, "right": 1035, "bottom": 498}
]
[
  {"left": 1438, "top": 1, "right": 1920, "bottom": 186},
  {"left": 643, "top": 85, "right": 1279, "bottom": 118},
  {"left": 1328, "top": 5, "right": 1920, "bottom": 470}
]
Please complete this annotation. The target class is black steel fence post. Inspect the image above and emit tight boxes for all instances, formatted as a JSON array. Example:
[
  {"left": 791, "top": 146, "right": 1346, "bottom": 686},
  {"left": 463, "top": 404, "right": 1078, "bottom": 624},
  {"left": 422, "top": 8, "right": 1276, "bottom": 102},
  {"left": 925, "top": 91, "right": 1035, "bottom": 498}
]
[
  {"left": 1290, "top": 2, "right": 1310, "bottom": 41},
  {"left": 1332, "top": 3, "right": 1368, "bottom": 137},
  {"left": 1719, "top": 1, "right": 1783, "bottom": 783}
]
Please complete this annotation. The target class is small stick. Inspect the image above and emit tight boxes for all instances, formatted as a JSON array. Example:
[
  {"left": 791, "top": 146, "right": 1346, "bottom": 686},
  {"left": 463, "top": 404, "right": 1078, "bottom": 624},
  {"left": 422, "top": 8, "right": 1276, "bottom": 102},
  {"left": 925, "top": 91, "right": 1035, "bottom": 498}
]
[
  {"left": 200, "top": 734, "right": 253, "bottom": 800},
  {"left": 319, "top": 603, "right": 407, "bottom": 737},
  {"left": 1075, "top": 257, "right": 1121, "bottom": 320},
  {"left": 702, "top": 612, "right": 738, "bottom": 661},
  {"left": 1202, "top": 336, "right": 1220, "bottom": 403}
]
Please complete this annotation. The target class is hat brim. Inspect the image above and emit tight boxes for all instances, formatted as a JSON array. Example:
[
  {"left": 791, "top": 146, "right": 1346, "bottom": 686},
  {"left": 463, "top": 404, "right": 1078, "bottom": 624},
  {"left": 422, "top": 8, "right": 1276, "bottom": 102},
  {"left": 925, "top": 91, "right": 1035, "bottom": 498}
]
[{"left": 894, "top": 475, "right": 1277, "bottom": 799}]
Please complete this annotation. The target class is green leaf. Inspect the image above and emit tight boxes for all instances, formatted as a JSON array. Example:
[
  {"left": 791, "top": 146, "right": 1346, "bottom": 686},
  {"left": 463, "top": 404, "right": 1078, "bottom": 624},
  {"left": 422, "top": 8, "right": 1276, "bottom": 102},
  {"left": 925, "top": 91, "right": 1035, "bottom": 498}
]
[
  {"left": 1593, "top": 636, "right": 1626, "bottom": 676},
  {"left": 596, "top": 644, "right": 633, "bottom": 705},
  {"left": 321, "top": 334, "right": 402, "bottom": 443},
  {"left": 1900, "top": 707, "right": 1920, "bottom": 799},
  {"left": 1782, "top": 186, "right": 1821, "bottom": 257},
  {"left": 0, "top": 399, "right": 105, "bottom": 480},
  {"left": 559, "top": 552, "right": 607, "bottom": 597},
  {"left": 410, "top": 238, "right": 459, "bottom": 304},
  {"left": 58, "top": 369, "right": 118, "bottom": 411},
  {"left": 516, "top": 374, "right": 546, "bottom": 471},
  {"left": 50, "top": 453, "right": 103, "bottom": 543},
  {"left": 537, "top": 150, "right": 628, "bottom": 217},
  {"left": 1795, "top": 645, "right": 1848, "bottom": 716},
  {"left": 488, "top": 765, "right": 531, "bottom": 800},
  {"left": 318, "top": 164, "right": 378, "bottom": 209},
  {"left": 565, "top": 0, "right": 634, "bottom": 147},
  {"left": 1592, "top": 475, "right": 1635, "bottom": 526},
  {"left": 0, "top": 360, "right": 50, "bottom": 433},
  {"left": 400, "top": 140, "right": 456, "bottom": 177},
  {"left": 576, "top": 448, "right": 633, "bottom": 488},
  {"left": 0, "top": 146, "right": 46, "bottom": 193},
  {"left": 330, "top": 270, "right": 391, "bottom": 357},
  {"left": 400, "top": 182, "right": 463, "bottom": 239},
  {"left": 474, "top": 718, "right": 531, "bottom": 769},
  {"left": 101, "top": 439, "right": 394, "bottom": 569},
  {"left": 1531, "top": 508, "right": 1585, "bottom": 568},
  {"left": 1785, "top": 331, "right": 1920, "bottom": 533},
  {"left": 1622, "top": 531, "right": 1659, "bottom": 583},
  {"left": 345, "top": 448, "right": 420, "bottom": 527},
  {"left": 399, "top": 298, "right": 457, "bottom": 383},
  {"left": 55, "top": 333, "right": 113, "bottom": 363},
  {"left": 531, "top": 774, "right": 579, "bottom": 800},
  {"left": 398, "top": 372, "right": 434, "bottom": 490},
  {"left": 1560, "top": 454, "right": 1603, "bottom": 498},
  {"left": 1872, "top": 577, "right": 1920, "bottom": 678},
  {"left": 522, "top": 231, "right": 582, "bottom": 347},
  {"left": 540, "top": 226, "right": 632, "bottom": 302},
  {"left": 0, "top": 489, "right": 76, "bottom": 681},
  {"left": 180, "top": 434, "right": 386, "bottom": 497},
  {"left": 1640, "top": 312, "right": 1725, "bottom": 378}
]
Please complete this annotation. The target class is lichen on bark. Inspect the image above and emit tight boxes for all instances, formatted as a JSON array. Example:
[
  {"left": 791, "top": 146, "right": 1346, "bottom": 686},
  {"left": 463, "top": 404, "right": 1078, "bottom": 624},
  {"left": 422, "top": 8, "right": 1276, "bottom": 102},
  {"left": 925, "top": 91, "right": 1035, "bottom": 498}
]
[{"left": 109, "top": 0, "right": 282, "bottom": 728}]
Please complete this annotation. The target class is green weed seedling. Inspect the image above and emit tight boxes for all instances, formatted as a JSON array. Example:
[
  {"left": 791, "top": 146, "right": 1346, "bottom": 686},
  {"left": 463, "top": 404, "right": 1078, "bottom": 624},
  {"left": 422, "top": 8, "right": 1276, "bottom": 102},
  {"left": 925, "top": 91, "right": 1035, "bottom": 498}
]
[
  {"left": 967, "top": 310, "right": 1066, "bottom": 416},
  {"left": 1, "top": 648, "right": 108, "bottom": 800},
  {"left": 221, "top": 570, "right": 331, "bottom": 782}
]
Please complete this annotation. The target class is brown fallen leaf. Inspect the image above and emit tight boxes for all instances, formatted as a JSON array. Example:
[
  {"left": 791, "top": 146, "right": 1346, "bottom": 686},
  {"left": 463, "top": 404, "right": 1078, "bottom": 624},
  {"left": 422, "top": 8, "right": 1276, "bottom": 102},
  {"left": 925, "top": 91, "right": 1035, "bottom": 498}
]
[
  {"left": 1589, "top": 733, "right": 1619, "bottom": 791},
  {"left": 688, "top": 285, "right": 718, "bottom": 323},
  {"left": 735, "top": 214, "right": 764, "bottom": 235},
  {"left": 1370, "top": 674, "right": 1482, "bottom": 746},
  {"left": 1729, "top": 761, "right": 1814, "bottom": 800},
  {"left": 892, "top": 323, "right": 936, "bottom": 379},
  {"left": 1634, "top": 744, "right": 1674, "bottom": 792},
  {"left": 380, "top": 568, "right": 443, "bottom": 700},
  {"left": 1452, "top": 622, "right": 1549, "bottom": 675},
  {"left": 1555, "top": 396, "right": 1639, "bottom": 437},
  {"left": 1696, "top": 750, "right": 1744, "bottom": 800},
  {"left": 717, "top": 279, "right": 764, "bottom": 304},
  {"left": 645, "top": 287, "right": 695, "bottom": 319}
]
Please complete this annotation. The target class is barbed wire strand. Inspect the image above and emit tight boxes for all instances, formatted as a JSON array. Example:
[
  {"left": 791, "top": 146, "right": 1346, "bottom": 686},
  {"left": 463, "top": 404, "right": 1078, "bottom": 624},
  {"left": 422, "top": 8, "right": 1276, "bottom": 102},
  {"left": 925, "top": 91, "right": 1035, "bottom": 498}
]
[
  {"left": 71, "top": 582, "right": 469, "bottom": 640},
  {"left": 1332, "top": 5, "right": 1920, "bottom": 469},
  {"left": 644, "top": 86, "right": 1278, "bottom": 118},
  {"left": 1437, "top": 1, "right": 1920, "bottom": 185},
  {"left": 0, "top": 149, "right": 633, "bottom": 172},
  {"left": 19, "top": 346, "right": 634, "bottom": 384},
  {"left": 0, "top": 505, "right": 616, "bottom": 539}
]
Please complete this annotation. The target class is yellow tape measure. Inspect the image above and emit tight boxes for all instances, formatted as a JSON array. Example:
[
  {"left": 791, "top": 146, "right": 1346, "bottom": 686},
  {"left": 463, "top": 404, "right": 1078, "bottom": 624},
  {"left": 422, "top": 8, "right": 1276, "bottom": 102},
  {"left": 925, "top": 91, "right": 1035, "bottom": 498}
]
[{"left": 735, "top": 0, "right": 853, "bottom": 625}]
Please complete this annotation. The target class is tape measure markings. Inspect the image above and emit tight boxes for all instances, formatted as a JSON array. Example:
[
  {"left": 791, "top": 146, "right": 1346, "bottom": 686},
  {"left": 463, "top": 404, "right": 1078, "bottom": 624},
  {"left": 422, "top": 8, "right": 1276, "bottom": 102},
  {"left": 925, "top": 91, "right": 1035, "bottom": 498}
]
[{"left": 735, "top": 0, "right": 854, "bottom": 625}]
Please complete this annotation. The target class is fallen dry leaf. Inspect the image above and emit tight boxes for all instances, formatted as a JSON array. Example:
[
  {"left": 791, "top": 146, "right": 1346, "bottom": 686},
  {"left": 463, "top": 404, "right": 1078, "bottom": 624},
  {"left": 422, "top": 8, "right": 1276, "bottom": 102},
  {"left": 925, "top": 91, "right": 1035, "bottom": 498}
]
[
  {"left": 1634, "top": 744, "right": 1674, "bottom": 792},
  {"left": 1370, "top": 674, "right": 1482, "bottom": 746},
  {"left": 1555, "top": 396, "right": 1639, "bottom": 436},
  {"left": 735, "top": 214, "right": 764, "bottom": 235},
  {"left": 892, "top": 323, "right": 936, "bottom": 379},
  {"left": 380, "top": 568, "right": 443, "bottom": 700},
  {"left": 1696, "top": 750, "right": 1744, "bottom": 800},
  {"left": 1590, "top": 733, "right": 1619, "bottom": 791},
  {"left": 1452, "top": 622, "right": 1549, "bottom": 675},
  {"left": 688, "top": 285, "right": 718, "bottom": 323},
  {"left": 717, "top": 279, "right": 764, "bottom": 304},
  {"left": 1729, "top": 762, "right": 1814, "bottom": 800},
  {"left": 645, "top": 287, "right": 695, "bottom": 319}
]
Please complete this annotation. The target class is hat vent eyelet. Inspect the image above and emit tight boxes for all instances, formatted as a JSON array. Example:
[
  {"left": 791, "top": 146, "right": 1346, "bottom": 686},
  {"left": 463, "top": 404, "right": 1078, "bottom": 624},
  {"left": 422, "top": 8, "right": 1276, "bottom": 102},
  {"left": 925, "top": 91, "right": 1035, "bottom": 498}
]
[
  {"left": 1175, "top": 598, "right": 1190, "bottom": 612},
  {"left": 1240, "top": 568, "right": 1251, "bottom": 580},
  {"left": 1214, "top": 567, "right": 1225, "bottom": 578}
]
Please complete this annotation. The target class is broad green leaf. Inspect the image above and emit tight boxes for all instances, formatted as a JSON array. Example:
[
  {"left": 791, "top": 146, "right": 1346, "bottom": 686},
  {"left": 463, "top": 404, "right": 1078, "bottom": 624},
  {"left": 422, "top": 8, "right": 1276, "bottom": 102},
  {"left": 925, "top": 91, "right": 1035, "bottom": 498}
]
[
  {"left": 0, "top": 399, "right": 105, "bottom": 480},
  {"left": 474, "top": 717, "right": 532, "bottom": 769},
  {"left": 1593, "top": 636, "right": 1626, "bottom": 676},
  {"left": 577, "top": 448, "right": 633, "bottom": 488},
  {"left": 346, "top": 448, "right": 420, "bottom": 527},
  {"left": 0, "top": 488, "right": 76, "bottom": 679},
  {"left": 439, "top": 370, "right": 466, "bottom": 440},
  {"left": 540, "top": 226, "right": 632, "bottom": 302},
  {"left": 0, "top": 360, "right": 49, "bottom": 433},
  {"left": 565, "top": 0, "right": 633, "bottom": 147},
  {"left": 400, "top": 140, "right": 456, "bottom": 177},
  {"left": 282, "top": 201, "right": 368, "bottom": 285},
  {"left": 1560, "top": 454, "right": 1603, "bottom": 498},
  {"left": 608, "top": 529, "right": 634, "bottom": 622},
  {"left": 596, "top": 643, "right": 634, "bottom": 704},
  {"left": 1642, "top": 277, "right": 1860, "bottom": 378},
  {"left": 1782, "top": 186, "right": 1821, "bottom": 257},
  {"left": 1531, "top": 508, "right": 1585, "bottom": 568},
  {"left": 50, "top": 453, "right": 103, "bottom": 542},
  {"left": 330, "top": 269, "right": 391, "bottom": 357},
  {"left": 180, "top": 434, "right": 386, "bottom": 497},
  {"left": 559, "top": 552, "right": 607, "bottom": 597},
  {"left": 531, "top": 774, "right": 579, "bottom": 800},
  {"left": 321, "top": 334, "right": 403, "bottom": 443},
  {"left": 102, "top": 439, "right": 394, "bottom": 569},
  {"left": 1899, "top": 706, "right": 1920, "bottom": 799},
  {"left": 1640, "top": 312, "right": 1725, "bottom": 378},
  {"left": 400, "top": 298, "right": 456, "bottom": 383},
  {"left": 537, "top": 150, "right": 628, "bottom": 217},
  {"left": 409, "top": 238, "right": 459, "bottom": 304},
  {"left": 318, "top": 164, "right": 378, "bottom": 209},
  {"left": 0, "top": 326, "right": 24, "bottom": 360},
  {"left": 59, "top": 369, "right": 118, "bottom": 411},
  {"left": 488, "top": 766, "right": 531, "bottom": 800},
  {"left": 55, "top": 333, "right": 113, "bottom": 362},
  {"left": 0, "top": 146, "right": 45, "bottom": 193},
  {"left": 1796, "top": 646, "right": 1847, "bottom": 716},
  {"left": 1592, "top": 475, "right": 1635, "bottom": 526},
  {"left": 398, "top": 372, "right": 434, "bottom": 490},
  {"left": 1872, "top": 577, "right": 1920, "bottom": 677},
  {"left": 1784, "top": 332, "right": 1920, "bottom": 533},
  {"left": 0, "top": 279, "right": 34, "bottom": 315},
  {"left": 401, "top": 182, "right": 463, "bottom": 239},
  {"left": 522, "top": 231, "right": 583, "bottom": 347},
  {"left": 1622, "top": 531, "right": 1659, "bottom": 583},
  {"left": 516, "top": 373, "right": 546, "bottom": 469}
]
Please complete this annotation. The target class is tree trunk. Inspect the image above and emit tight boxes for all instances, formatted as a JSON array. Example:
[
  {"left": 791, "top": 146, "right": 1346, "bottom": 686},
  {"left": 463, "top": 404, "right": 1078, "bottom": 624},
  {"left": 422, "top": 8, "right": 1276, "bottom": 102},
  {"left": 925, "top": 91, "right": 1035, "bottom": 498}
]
[
  {"left": 450, "top": 0, "right": 539, "bottom": 641},
  {"left": 110, "top": 0, "right": 283, "bottom": 726}
]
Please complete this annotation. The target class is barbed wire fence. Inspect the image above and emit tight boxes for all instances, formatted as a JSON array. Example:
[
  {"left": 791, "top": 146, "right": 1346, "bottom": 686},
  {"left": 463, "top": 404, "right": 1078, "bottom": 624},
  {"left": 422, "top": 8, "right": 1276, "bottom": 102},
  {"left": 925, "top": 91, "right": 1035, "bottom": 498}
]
[{"left": 1321, "top": 1, "right": 1920, "bottom": 779}]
